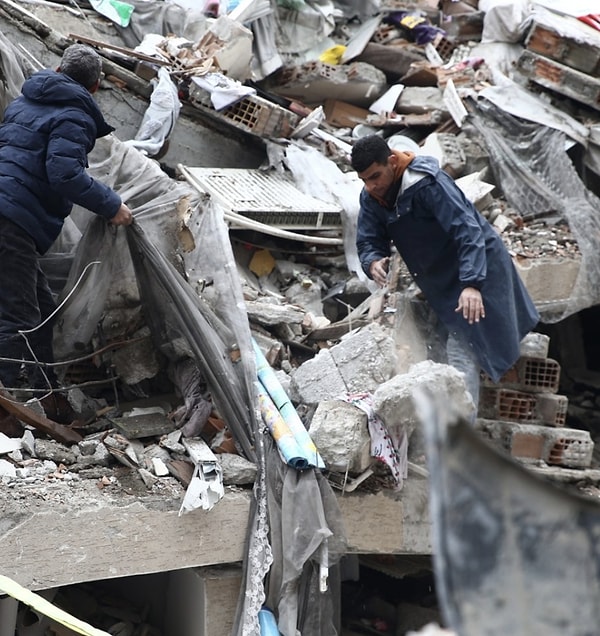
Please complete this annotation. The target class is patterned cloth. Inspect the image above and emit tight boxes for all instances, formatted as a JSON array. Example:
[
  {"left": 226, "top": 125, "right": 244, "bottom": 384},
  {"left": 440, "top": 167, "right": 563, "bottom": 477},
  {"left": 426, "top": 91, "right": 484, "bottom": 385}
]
[{"left": 340, "top": 392, "right": 408, "bottom": 490}]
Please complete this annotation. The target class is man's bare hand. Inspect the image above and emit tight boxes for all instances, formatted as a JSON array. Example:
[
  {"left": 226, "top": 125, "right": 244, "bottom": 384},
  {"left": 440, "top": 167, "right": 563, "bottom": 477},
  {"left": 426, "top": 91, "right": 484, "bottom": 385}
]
[
  {"left": 455, "top": 287, "right": 485, "bottom": 324},
  {"left": 110, "top": 203, "right": 134, "bottom": 226},
  {"left": 369, "top": 257, "right": 390, "bottom": 287}
]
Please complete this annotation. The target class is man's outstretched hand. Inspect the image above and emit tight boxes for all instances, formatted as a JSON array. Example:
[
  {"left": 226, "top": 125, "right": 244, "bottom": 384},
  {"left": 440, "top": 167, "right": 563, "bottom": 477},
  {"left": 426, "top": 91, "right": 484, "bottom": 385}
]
[
  {"left": 456, "top": 286, "right": 485, "bottom": 324},
  {"left": 110, "top": 203, "right": 134, "bottom": 226}
]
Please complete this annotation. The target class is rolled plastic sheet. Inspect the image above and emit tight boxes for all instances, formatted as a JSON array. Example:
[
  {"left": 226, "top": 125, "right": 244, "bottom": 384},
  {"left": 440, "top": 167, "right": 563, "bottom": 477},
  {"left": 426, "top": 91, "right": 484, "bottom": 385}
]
[
  {"left": 256, "top": 382, "right": 308, "bottom": 470},
  {"left": 253, "top": 339, "right": 325, "bottom": 469}
]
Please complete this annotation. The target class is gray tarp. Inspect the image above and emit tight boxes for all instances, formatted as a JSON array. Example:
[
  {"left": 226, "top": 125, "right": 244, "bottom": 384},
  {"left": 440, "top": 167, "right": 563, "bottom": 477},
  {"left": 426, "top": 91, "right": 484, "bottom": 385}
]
[
  {"left": 470, "top": 98, "right": 600, "bottom": 322},
  {"left": 417, "top": 387, "right": 600, "bottom": 636}
]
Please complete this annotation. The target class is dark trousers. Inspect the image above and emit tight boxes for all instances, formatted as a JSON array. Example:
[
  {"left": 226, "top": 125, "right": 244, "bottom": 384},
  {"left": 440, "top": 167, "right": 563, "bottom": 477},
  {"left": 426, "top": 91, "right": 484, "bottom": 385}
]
[{"left": 0, "top": 217, "right": 58, "bottom": 390}]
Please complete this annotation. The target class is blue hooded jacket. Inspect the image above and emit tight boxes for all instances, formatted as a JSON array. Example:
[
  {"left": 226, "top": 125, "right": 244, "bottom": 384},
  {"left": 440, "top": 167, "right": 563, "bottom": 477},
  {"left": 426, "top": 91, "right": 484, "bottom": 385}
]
[
  {"left": 0, "top": 69, "right": 121, "bottom": 254},
  {"left": 356, "top": 155, "right": 540, "bottom": 382}
]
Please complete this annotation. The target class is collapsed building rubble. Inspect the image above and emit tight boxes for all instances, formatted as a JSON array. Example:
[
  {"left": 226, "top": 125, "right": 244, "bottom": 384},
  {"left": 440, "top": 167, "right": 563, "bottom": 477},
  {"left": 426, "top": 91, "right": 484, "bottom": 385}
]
[{"left": 1, "top": 0, "right": 600, "bottom": 634}]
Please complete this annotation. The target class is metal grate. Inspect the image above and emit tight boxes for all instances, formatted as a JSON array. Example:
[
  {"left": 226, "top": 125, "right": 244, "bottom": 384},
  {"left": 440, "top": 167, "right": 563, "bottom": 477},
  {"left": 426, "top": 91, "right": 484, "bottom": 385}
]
[{"left": 183, "top": 168, "right": 343, "bottom": 230}]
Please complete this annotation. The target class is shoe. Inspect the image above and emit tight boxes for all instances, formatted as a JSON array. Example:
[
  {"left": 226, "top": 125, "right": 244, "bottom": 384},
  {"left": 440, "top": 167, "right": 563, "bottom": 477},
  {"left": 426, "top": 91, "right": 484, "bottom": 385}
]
[{"left": 40, "top": 393, "right": 81, "bottom": 425}]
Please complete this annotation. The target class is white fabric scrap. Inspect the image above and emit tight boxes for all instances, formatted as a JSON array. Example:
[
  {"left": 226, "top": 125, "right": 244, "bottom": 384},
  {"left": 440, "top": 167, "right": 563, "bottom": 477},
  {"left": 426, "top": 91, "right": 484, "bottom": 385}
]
[{"left": 190, "top": 72, "right": 255, "bottom": 110}]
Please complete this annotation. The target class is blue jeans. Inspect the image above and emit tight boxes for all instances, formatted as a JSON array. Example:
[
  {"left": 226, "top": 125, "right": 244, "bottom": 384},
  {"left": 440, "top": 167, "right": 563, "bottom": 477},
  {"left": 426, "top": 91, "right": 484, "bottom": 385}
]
[
  {"left": 446, "top": 330, "right": 480, "bottom": 412},
  {"left": 0, "top": 217, "right": 57, "bottom": 390}
]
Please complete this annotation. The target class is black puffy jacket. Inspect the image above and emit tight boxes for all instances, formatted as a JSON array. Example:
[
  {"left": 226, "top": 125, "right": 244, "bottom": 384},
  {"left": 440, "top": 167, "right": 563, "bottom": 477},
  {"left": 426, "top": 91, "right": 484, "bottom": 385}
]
[{"left": 0, "top": 69, "right": 121, "bottom": 253}]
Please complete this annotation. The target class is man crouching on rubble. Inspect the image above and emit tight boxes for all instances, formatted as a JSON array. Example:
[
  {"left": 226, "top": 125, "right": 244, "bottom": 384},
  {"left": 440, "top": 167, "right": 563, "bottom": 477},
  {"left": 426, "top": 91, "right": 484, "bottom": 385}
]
[
  {"left": 0, "top": 43, "right": 133, "bottom": 419},
  {"left": 351, "top": 134, "right": 539, "bottom": 408}
]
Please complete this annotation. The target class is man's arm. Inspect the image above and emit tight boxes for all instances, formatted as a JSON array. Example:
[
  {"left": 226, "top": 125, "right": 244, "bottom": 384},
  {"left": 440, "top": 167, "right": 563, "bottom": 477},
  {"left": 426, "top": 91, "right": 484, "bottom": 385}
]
[
  {"left": 356, "top": 193, "right": 392, "bottom": 284},
  {"left": 418, "top": 171, "right": 488, "bottom": 289},
  {"left": 46, "top": 117, "right": 122, "bottom": 219}
]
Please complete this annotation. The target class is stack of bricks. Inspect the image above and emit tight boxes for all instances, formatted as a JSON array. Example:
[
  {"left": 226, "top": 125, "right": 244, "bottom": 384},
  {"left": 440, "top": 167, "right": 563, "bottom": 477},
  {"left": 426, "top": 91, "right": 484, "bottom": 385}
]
[{"left": 478, "top": 333, "right": 594, "bottom": 469}]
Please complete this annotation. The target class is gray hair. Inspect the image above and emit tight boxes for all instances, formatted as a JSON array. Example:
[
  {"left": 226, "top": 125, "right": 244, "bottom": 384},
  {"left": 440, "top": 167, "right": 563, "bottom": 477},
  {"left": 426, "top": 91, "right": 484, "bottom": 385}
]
[{"left": 60, "top": 44, "right": 102, "bottom": 89}]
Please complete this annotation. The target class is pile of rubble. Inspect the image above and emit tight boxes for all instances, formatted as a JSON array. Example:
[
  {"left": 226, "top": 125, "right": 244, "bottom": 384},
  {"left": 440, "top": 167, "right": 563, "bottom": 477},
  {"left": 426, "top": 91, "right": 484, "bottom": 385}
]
[
  {"left": 2, "top": 1, "right": 600, "bottom": 633},
  {"left": 0, "top": 0, "right": 599, "bottom": 498}
]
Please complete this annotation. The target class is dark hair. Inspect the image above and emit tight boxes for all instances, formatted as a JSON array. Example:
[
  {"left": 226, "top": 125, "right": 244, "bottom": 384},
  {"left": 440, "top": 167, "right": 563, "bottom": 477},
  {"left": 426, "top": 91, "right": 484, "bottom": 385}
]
[
  {"left": 60, "top": 44, "right": 102, "bottom": 90},
  {"left": 350, "top": 135, "right": 392, "bottom": 173}
]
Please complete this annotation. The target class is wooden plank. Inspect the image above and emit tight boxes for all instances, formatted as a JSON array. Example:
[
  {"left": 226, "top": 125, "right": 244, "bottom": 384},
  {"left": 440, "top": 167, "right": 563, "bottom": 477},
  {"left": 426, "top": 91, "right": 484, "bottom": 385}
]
[
  {"left": 0, "top": 392, "right": 82, "bottom": 444},
  {"left": 68, "top": 32, "right": 170, "bottom": 66}
]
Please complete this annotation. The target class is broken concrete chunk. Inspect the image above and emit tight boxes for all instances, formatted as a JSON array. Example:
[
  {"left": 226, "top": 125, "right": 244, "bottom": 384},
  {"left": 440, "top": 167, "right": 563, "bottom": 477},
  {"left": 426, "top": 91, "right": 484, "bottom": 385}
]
[
  {"left": 420, "top": 132, "right": 467, "bottom": 179},
  {"left": 245, "top": 299, "right": 306, "bottom": 327},
  {"left": 103, "top": 434, "right": 142, "bottom": 468},
  {"left": 289, "top": 348, "right": 348, "bottom": 406},
  {"left": 75, "top": 442, "right": 111, "bottom": 469},
  {"left": 217, "top": 453, "right": 257, "bottom": 485},
  {"left": 111, "top": 410, "right": 177, "bottom": 440},
  {"left": 0, "top": 459, "right": 16, "bottom": 478},
  {"left": 138, "top": 467, "right": 158, "bottom": 488},
  {"left": 285, "top": 279, "right": 325, "bottom": 317},
  {"left": 110, "top": 327, "right": 160, "bottom": 386},
  {"left": 356, "top": 42, "right": 427, "bottom": 82},
  {"left": 519, "top": 332, "right": 550, "bottom": 359},
  {"left": 271, "top": 61, "right": 388, "bottom": 108},
  {"left": 151, "top": 457, "right": 170, "bottom": 477},
  {"left": 331, "top": 323, "right": 398, "bottom": 393},
  {"left": 395, "top": 86, "right": 449, "bottom": 117},
  {"left": 34, "top": 439, "right": 77, "bottom": 465},
  {"left": 373, "top": 360, "right": 476, "bottom": 441},
  {"left": 290, "top": 323, "right": 397, "bottom": 405},
  {"left": 160, "top": 429, "right": 186, "bottom": 454},
  {"left": 309, "top": 400, "right": 371, "bottom": 474},
  {"left": 21, "top": 430, "right": 35, "bottom": 457},
  {"left": 0, "top": 432, "right": 21, "bottom": 455}
]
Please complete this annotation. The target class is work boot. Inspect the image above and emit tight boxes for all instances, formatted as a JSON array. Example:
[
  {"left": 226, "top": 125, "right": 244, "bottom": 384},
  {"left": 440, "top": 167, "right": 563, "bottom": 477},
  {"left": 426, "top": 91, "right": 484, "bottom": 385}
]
[{"left": 40, "top": 393, "right": 81, "bottom": 425}]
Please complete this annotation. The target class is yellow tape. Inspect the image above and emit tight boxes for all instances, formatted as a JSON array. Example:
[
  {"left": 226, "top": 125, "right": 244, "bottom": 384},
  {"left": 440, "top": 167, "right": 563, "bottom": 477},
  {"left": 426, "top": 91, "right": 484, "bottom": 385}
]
[{"left": 0, "top": 575, "right": 112, "bottom": 636}]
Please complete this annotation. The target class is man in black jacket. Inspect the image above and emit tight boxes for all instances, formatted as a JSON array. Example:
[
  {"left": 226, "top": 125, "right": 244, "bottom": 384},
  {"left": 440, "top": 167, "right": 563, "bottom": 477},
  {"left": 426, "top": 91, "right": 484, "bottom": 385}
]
[{"left": 0, "top": 44, "right": 132, "bottom": 411}]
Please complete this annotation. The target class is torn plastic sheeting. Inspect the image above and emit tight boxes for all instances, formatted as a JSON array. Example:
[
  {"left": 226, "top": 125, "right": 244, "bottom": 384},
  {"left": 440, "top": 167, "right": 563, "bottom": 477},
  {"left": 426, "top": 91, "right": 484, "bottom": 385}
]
[
  {"left": 469, "top": 98, "right": 600, "bottom": 322},
  {"left": 253, "top": 339, "right": 325, "bottom": 470},
  {"left": 52, "top": 134, "right": 202, "bottom": 360},
  {"left": 123, "top": 66, "right": 181, "bottom": 156},
  {"left": 275, "top": 142, "right": 365, "bottom": 281},
  {"left": 534, "top": 0, "right": 599, "bottom": 18},
  {"left": 0, "top": 574, "right": 112, "bottom": 636},
  {"left": 256, "top": 381, "right": 309, "bottom": 470},
  {"left": 125, "top": 223, "right": 257, "bottom": 462},
  {"left": 478, "top": 80, "right": 588, "bottom": 147}
]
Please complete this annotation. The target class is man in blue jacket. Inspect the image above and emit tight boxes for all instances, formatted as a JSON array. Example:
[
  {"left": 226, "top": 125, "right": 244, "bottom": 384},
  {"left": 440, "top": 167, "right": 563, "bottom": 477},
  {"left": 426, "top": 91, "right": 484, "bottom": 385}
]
[
  {"left": 0, "top": 44, "right": 133, "bottom": 413},
  {"left": 351, "top": 134, "right": 539, "bottom": 407}
]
